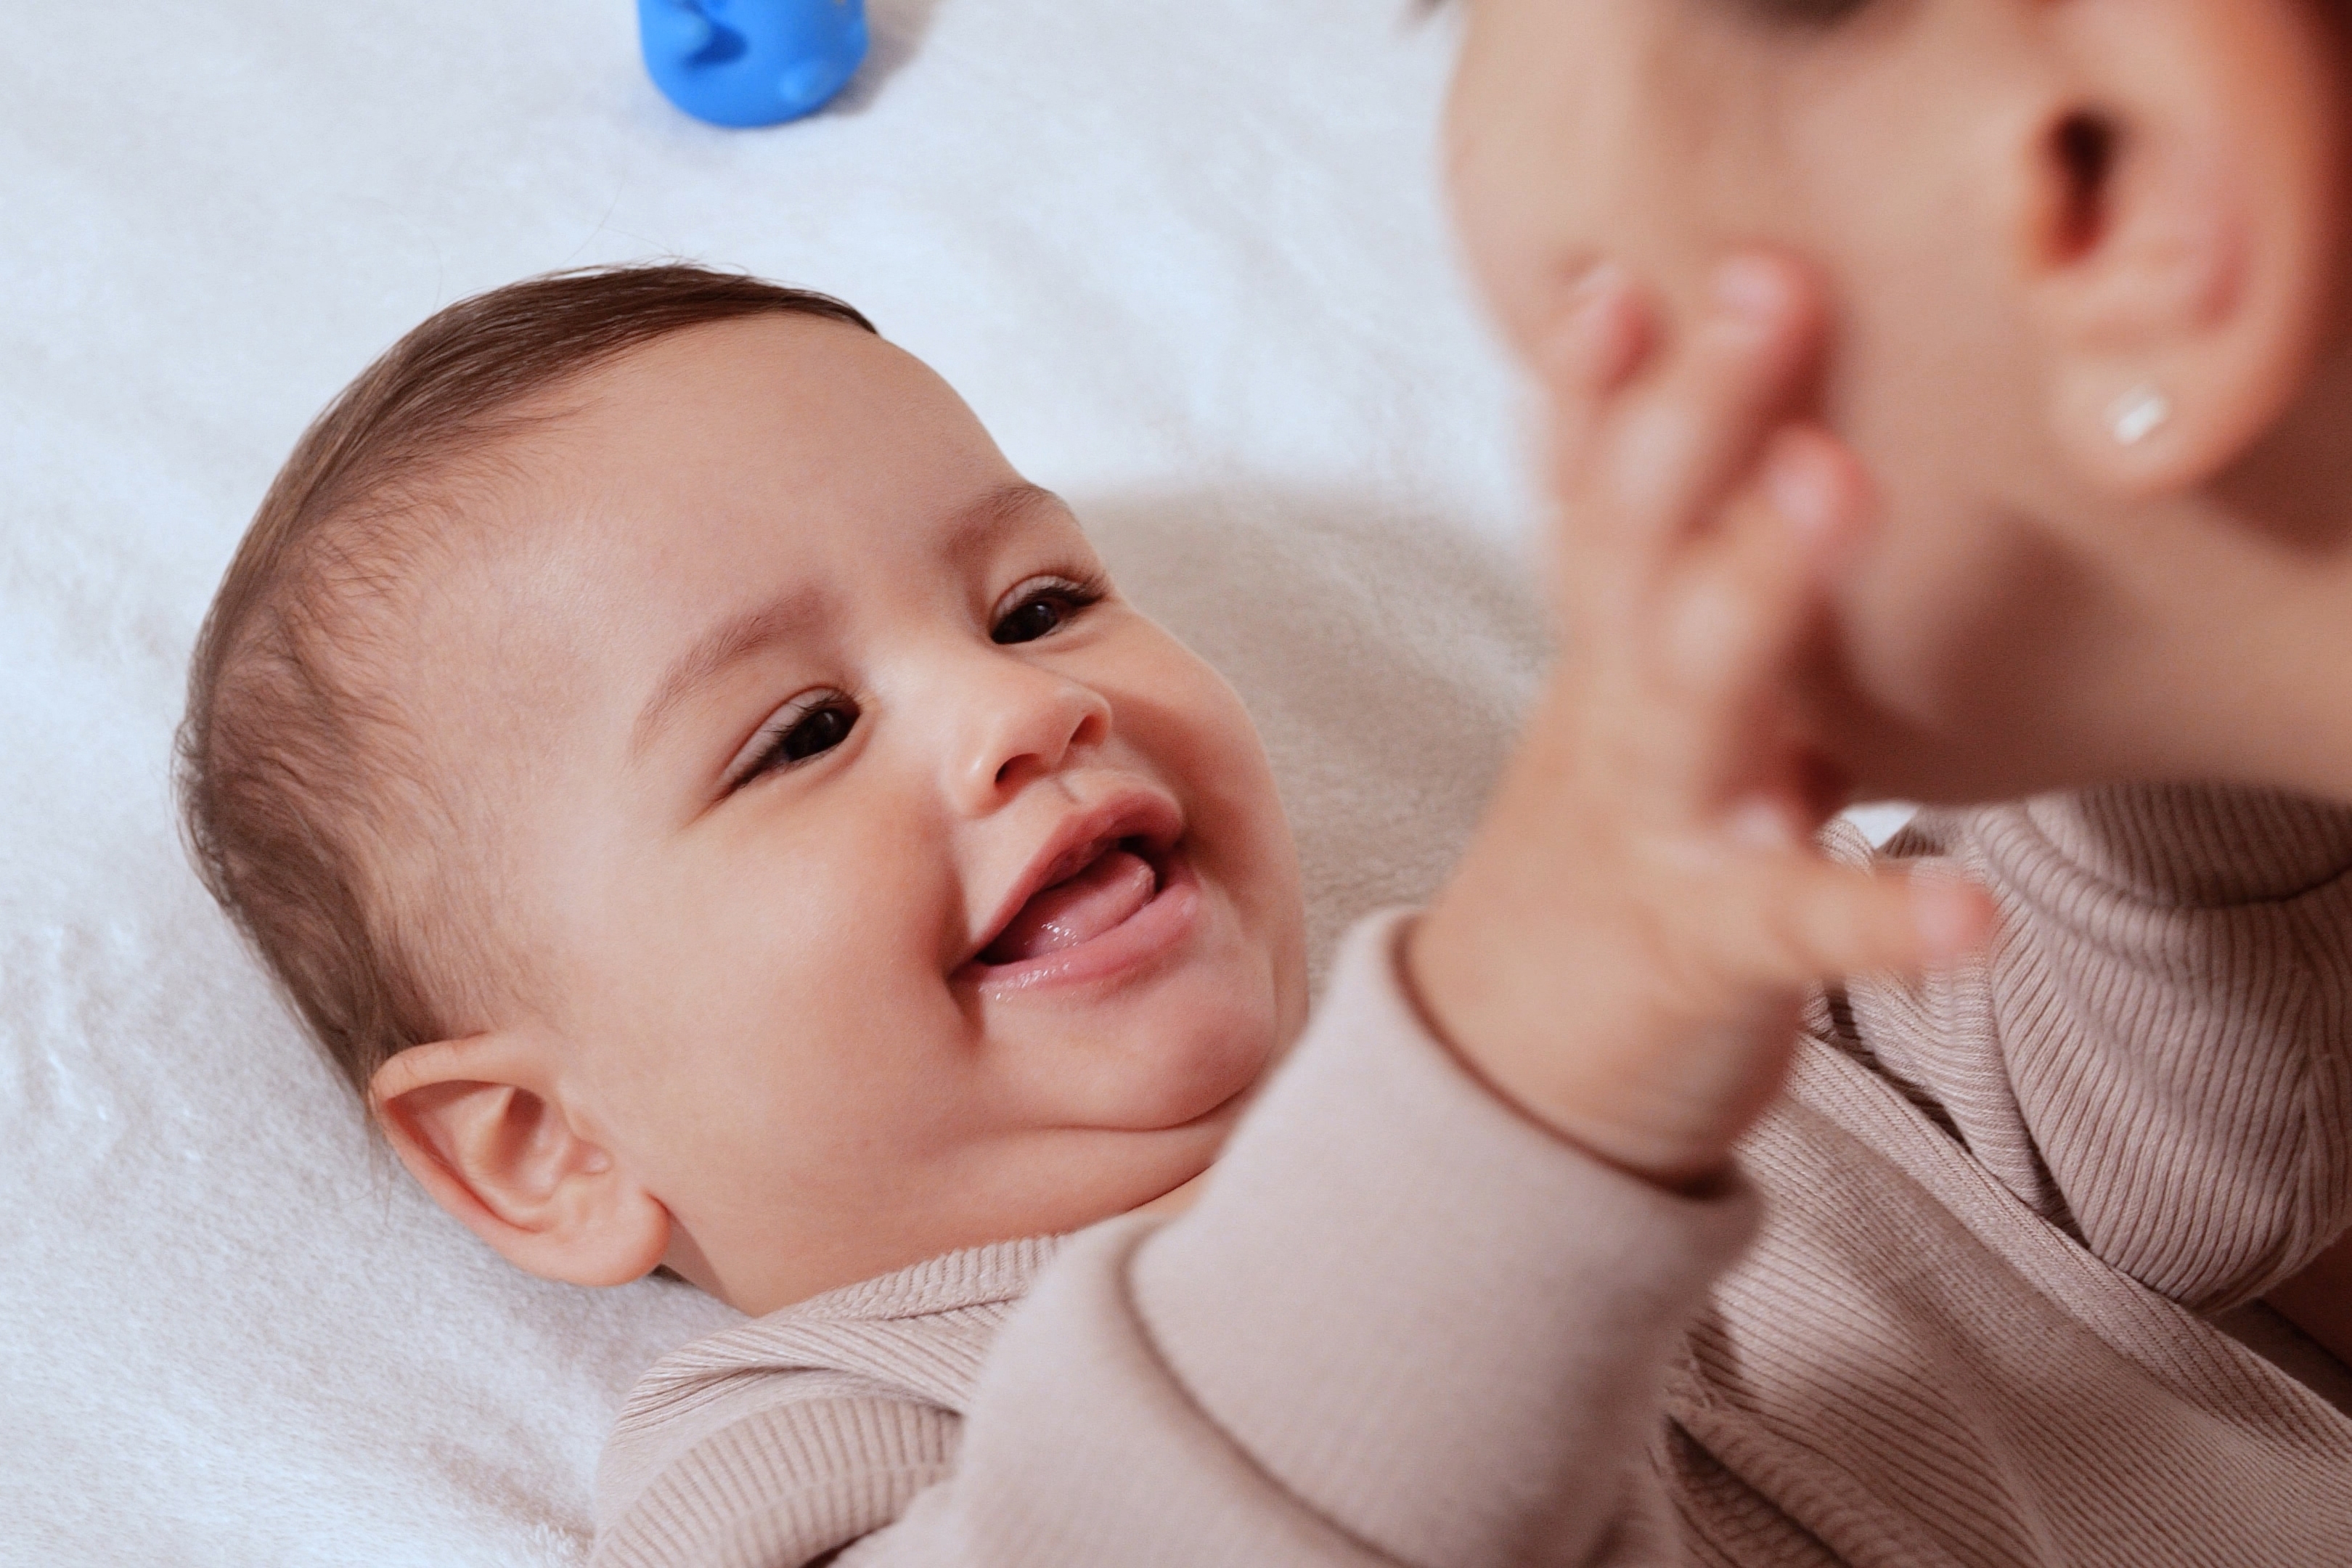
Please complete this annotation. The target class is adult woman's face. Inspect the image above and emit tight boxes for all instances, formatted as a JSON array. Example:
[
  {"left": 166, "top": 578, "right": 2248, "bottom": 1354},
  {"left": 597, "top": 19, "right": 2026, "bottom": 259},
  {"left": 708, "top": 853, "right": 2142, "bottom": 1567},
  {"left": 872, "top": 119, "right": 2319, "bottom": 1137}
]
[{"left": 1445, "top": 0, "right": 2352, "bottom": 800}]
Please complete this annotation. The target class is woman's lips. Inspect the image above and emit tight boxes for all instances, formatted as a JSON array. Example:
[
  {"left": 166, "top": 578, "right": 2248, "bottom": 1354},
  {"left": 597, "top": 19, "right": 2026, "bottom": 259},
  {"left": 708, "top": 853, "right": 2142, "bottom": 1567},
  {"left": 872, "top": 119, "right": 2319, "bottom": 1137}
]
[{"left": 959, "top": 844, "right": 1201, "bottom": 995}]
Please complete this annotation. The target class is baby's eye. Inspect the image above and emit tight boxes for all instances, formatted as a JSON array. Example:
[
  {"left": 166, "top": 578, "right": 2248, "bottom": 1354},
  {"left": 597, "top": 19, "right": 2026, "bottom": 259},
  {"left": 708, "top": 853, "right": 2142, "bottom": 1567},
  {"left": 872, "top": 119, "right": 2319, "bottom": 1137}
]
[
  {"left": 732, "top": 692, "right": 859, "bottom": 788},
  {"left": 992, "top": 573, "right": 1106, "bottom": 646},
  {"left": 778, "top": 701, "right": 857, "bottom": 761}
]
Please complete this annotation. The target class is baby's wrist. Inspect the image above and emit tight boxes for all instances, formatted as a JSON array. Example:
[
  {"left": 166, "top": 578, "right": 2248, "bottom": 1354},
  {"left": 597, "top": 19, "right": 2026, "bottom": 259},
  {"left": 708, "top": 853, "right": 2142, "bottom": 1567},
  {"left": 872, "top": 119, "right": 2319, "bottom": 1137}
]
[{"left": 1399, "top": 902, "right": 1768, "bottom": 1193}]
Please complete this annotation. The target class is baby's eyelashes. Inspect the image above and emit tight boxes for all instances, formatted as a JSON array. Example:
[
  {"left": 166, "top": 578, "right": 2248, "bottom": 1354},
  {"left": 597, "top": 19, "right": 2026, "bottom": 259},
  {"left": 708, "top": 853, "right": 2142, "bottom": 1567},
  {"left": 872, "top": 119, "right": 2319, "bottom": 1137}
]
[
  {"left": 709, "top": 570, "right": 1109, "bottom": 796},
  {"left": 990, "top": 572, "right": 1108, "bottom": 646},
  {"left": 727, "top": 692, "right": 861, "bottom": 790}
]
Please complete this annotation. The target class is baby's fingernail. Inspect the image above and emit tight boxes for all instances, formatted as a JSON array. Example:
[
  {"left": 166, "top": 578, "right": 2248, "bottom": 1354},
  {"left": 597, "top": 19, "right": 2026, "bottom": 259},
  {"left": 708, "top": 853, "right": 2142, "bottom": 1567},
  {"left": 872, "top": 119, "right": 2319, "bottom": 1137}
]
[
  {"left": 1726, "top": 796, "right": 1802, "bottom": 852},
  {"left": 1765, "top": 439, "right": 1840, "bottom": 536},
  {"left": 1563, "top": 261, "right": 1630, "bottom": 317},
  {"left": 1911, "top": 872, "right": 1993, "bottom": 960},
  {"left": 1765, "top": 433, "right": 1872, "bottom": 568},
  {"left": 1543, "top": 264, "right": 1640, "bottom": 386},
  {"left": 1712, "top": 255, "right": 1792, "bottom": 324}
]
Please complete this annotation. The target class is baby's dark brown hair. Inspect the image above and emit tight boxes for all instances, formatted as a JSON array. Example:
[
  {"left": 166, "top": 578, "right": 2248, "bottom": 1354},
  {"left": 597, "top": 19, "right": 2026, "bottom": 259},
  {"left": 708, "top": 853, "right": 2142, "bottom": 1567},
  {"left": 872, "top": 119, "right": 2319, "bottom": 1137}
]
[{"left": 177, "top": 264, "right": 876, "bottom": 1101}]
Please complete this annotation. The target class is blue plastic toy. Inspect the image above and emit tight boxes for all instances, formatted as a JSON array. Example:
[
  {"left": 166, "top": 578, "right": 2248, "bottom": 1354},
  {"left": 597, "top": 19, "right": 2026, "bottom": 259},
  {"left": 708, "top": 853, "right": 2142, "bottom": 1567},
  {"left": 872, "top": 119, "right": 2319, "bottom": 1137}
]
[{"left": 638, "top": 0, "right": 870, "bottom": 128}]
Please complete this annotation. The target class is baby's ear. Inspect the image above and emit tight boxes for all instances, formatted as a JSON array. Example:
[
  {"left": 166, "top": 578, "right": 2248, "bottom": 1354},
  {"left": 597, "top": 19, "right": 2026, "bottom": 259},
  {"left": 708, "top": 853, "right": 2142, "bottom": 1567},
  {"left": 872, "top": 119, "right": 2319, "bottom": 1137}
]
[
  {"left": 371, "top": 1031, "right": 671, "bottom": 1288},
  {"left": 2006, "top": 0, "right": 2341, "bottom": 497}
]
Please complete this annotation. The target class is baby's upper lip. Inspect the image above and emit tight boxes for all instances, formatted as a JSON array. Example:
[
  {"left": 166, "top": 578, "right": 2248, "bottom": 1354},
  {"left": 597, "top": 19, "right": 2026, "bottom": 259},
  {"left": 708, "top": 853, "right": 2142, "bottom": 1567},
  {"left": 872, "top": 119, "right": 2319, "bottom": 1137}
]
[{"left": 964, "top": 787, "right": 1185, "bottom": 969}]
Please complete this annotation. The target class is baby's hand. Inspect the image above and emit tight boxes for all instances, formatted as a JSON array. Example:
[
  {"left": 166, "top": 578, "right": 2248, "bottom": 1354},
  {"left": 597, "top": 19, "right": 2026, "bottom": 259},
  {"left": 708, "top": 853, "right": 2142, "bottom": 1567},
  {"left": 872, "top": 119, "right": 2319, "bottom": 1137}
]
[{"left": 1408, "top": 255, "right": 1993, "bottom": 1190}]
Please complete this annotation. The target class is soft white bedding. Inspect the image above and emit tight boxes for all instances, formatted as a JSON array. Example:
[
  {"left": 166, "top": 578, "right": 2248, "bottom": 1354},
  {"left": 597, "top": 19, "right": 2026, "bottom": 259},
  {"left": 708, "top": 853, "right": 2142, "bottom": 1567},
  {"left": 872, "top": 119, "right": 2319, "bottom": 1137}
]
[{"left": 0, "top": 2, "right": 1548, "bottom": 1561}]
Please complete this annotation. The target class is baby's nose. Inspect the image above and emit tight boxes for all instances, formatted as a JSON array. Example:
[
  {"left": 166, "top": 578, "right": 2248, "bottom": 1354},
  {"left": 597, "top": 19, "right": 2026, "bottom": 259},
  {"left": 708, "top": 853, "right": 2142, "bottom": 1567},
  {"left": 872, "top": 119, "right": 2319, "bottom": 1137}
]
[{"left": 949, "top": 669, "right": 1111, "bottom": 815}]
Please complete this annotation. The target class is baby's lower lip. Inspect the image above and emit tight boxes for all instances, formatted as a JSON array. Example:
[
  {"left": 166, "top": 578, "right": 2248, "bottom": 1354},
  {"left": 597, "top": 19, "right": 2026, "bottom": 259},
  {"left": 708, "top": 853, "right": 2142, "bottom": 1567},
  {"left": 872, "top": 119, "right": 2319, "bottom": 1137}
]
[{"left": 957, "top": 845, "right": 1202, "bottom": 996}]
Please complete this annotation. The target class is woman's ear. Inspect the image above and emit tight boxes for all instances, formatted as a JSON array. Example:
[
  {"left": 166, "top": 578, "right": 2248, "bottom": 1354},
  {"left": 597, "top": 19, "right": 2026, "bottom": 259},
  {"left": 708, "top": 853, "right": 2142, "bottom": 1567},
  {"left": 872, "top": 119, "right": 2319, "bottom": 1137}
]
[
  {"left": 2007, "top": 0, "right": 2343, "bottom": 497},
  {"left": 370, "top": 1031, "right": 672, "bottom": 1288}
]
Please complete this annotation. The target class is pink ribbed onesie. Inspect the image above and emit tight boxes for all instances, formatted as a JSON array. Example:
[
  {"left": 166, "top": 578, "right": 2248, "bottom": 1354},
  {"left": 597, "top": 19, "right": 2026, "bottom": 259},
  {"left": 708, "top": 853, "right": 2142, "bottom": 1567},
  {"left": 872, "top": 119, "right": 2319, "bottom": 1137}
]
[{"left": 594, "top": 787, "right": 2352, "bottom": 1567}]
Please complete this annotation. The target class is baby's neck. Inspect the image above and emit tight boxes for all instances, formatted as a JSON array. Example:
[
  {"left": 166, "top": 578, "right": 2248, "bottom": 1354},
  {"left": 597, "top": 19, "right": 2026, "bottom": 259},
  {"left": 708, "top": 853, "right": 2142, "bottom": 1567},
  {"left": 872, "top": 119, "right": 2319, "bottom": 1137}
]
[{"left": 1129, "top": 1168, "right": 1212, "bottom": 1220}]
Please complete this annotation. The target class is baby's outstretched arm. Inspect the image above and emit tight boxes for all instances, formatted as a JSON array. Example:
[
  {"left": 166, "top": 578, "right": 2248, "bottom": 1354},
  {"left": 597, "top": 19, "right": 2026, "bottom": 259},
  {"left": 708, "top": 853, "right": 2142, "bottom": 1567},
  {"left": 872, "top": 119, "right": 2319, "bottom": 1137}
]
[
  {"left": 594, "top": 260, "right": 1989, "bottom": 1568},
  {"left": 1407, "top": 256, "right": 1990, "bottom": 1192}
]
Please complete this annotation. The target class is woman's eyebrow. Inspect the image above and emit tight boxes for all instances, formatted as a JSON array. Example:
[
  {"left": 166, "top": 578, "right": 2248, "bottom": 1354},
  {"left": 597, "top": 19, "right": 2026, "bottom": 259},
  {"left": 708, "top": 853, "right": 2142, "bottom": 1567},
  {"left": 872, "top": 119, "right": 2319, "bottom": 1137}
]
[{"left": 632, "top": 584, "right": 835, "bottom": 759}]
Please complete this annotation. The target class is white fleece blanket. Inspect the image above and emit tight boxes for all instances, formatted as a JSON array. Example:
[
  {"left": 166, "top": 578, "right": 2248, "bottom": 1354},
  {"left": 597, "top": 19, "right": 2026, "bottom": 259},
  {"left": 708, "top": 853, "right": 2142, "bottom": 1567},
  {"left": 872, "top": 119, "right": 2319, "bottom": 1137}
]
[{"left": 0, "top": 2, "right": 1562, "bottom": 1561}]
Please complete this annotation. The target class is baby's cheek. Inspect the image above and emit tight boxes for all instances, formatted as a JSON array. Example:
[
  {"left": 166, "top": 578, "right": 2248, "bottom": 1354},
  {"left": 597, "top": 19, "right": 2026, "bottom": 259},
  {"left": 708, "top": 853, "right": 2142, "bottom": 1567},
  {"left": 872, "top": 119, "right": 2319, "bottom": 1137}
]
[
  {"left": 1175, "top": 666, "right": 1306, "bottom": 1011},
  {"left": 612, "top": 941, "right": 976, "bottom": 1209},
  {"left": 1202, "top": 669, "right": 1289, "bottom": 814}
]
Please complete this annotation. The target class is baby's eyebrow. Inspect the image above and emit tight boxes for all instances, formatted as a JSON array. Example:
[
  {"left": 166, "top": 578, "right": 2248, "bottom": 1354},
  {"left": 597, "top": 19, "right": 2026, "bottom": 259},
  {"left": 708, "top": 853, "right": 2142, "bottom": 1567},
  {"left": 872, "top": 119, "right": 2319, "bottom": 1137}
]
[
  {"left": 632, "top": 584, "right": 836, "bottom": 760},
  {"left": 630, "top": 482, "right": 1068, "bottom": 761},
  {"left": 938, "top": 480, "right": 1066, "bottom": 563}
]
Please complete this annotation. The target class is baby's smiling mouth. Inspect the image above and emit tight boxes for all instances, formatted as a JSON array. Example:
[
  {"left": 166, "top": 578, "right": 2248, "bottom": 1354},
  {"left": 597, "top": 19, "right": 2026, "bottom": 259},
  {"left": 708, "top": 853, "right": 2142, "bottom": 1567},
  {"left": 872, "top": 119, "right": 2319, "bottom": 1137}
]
[
  {"left": 978, "top": 839, "right": 1161, "bottom": 965},
  {"left": 959, "top": 792, "right": 1198, "bottom": 991}
]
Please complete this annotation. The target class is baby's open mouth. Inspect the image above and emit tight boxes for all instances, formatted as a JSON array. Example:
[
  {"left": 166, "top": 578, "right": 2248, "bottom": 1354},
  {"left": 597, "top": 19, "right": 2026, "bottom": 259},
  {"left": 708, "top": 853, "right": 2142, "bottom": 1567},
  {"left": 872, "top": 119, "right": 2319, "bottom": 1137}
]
[{"left": 979, "top": 838, "right": 1162, "bottom": 966}]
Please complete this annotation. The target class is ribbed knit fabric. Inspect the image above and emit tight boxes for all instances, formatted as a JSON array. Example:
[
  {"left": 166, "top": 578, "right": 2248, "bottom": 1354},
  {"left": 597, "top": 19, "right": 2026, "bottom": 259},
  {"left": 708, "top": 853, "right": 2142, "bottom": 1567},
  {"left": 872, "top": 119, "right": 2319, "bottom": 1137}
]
[
  {"left": 1656, "top": 786, "right": 2352, "bottom": 1566},
  {"left": 598, "top": 912, "right": 1752, "bottom": 1567},
  {"left": 595, "top": 787, "right": 2352, "bottom": 1567},
  {"left": 1820, "top": 786, "right": 2352, "bottom": 1310},
  {"left": 596, "top": 1243, "right": 1056, "bottom": 1568}
]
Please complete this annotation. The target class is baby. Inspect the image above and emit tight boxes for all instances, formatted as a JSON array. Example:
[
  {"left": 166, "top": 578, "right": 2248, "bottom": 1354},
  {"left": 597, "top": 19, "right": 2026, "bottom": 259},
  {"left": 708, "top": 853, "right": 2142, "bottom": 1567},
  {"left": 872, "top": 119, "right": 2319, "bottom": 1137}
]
[
  {"left": 174, "top": 1, "right": 2352, "bottom": 1558},
  {"left": 180, "top": 261, "right": 2352, "bottom": 1565},
  {"left": 172, "top": 255, "right": 1940, "bottom": 1553},
  {"left": 179, "top": 271, "right": 1313, "bottom": 1310}
]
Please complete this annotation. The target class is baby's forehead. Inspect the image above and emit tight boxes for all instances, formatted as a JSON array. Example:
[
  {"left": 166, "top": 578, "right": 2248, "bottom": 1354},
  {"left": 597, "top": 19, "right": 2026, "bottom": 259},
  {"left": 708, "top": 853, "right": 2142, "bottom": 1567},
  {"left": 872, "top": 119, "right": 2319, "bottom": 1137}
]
[
  {"left": 385, "top": 327, "right": 1058, "bottom": 757},
  {"left": 538, "top": 313, "right": 981, "bottom": 467},
  {"left": 484, "top": 332, "right": 1031, "bottom": 601}
]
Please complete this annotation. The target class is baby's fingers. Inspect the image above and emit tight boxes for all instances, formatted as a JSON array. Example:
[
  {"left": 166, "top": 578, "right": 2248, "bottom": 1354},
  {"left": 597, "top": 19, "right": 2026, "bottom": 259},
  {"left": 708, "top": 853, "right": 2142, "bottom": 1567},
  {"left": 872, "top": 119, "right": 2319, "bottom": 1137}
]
[
  {"left": 1722, "top": 857, "right": 1996, "bottom": 992},
  {"left": 1650, "top": 429, "right": 1871, "bottom": 818},
  {"left": 1666, "top": 432, "right": 1858, "bottom": 685},
  {"left": 1578, "top": 255, "right": 1826, "bottom": 563},
  {"left": 1537, "top": 265, "right": 1656, "bottom": 491}
]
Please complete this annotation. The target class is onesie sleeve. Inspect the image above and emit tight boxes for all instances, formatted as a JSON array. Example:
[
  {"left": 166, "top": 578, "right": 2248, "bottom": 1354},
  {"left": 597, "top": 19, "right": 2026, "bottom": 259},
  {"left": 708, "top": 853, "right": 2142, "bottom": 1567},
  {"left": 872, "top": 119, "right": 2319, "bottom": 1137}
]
[
  {"left": 1818, "top": 784, "right": 2352, "bottom": 1310},
  {"left": 833, "top": 911, "right": 1758, "bottom": 1567}
]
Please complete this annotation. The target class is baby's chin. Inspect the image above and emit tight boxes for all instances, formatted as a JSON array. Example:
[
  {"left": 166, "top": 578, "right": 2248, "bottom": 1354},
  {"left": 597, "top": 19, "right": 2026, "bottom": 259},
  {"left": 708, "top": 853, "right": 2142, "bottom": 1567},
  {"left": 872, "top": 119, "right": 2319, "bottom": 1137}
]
[
  {"left": 968, "top": 854, "right": 1292, "bottom": 1130},
  {"left": 898, "top": 1117, "right": 1240, "bottom": 1286},
  {"left": 987, "top": 984, "right": 1281, "bottom": 1140}
]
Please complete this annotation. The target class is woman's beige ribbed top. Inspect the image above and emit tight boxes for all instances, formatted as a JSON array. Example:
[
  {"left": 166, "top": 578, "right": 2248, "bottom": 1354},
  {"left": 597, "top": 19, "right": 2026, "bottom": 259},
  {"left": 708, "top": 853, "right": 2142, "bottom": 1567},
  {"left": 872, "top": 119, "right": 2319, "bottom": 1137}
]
[{"left": 593, "top": 788, "right": 2352, "bottom": 1567}]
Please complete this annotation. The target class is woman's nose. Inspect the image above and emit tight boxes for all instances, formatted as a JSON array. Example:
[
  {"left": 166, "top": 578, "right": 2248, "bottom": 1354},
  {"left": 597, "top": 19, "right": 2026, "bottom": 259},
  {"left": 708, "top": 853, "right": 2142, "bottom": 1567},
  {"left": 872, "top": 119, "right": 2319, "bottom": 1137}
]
[{"left": 946, "top": 662, "right": 1112, "bottom": 816}]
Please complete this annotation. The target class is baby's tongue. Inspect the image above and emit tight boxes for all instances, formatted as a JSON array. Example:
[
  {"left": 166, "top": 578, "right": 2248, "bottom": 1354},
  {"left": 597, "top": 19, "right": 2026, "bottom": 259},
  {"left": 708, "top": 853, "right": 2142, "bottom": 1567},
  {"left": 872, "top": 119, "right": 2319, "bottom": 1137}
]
[{"left": 981, "top": 848, "right": 1157, "bottom": 965}]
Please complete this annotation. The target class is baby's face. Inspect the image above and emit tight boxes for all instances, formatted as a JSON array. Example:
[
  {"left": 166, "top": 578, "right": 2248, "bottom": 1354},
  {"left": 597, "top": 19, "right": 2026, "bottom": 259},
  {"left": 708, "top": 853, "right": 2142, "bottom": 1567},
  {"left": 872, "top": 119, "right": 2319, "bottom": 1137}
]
[{"left": 404, "top": 318, "right": 1305, "bottom": 1313}]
